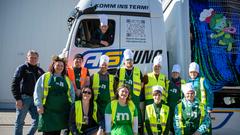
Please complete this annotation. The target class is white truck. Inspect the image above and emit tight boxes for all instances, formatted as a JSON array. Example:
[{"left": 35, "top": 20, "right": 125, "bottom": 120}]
[{"left": 60, "top": 0, "right": 240, "bottom": 134}]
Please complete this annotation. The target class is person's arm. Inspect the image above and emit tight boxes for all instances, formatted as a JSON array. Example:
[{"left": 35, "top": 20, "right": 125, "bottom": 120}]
[
  {"left": 133, "top": 107, "right": 138, "bottom": 135},
  {"left": 196, "top": 106, "right": 211, "bottom": 134},
  {"left": 11, "top": 65, "right": 25, "bottom": 101},
  {"left": 69, "top": 103, "right": 80, "bottom": 135},
  {"left": 105, "top": 103, "right": 112, "bottom": 134},
  {"left": 113, "top": 69, "right": 120, "bottom": 91},
  {"left": 173, "top": 105, "right": 182, "bottom": 135},
  {"left": 69, "top": 80, "right": 75, "bottom": 103},
  {"left": 163, "top": 107, "right": 171, "bottom": 135},
  {"left": 33, "top": 74, "right": 45, "bottom": 113}
]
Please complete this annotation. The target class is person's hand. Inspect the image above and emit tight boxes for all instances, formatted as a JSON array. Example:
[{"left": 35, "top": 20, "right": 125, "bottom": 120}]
[
  {"left": 100, "top": 41, "right": 109, "bottom": 46},
  {"left": 192, "top": 131, "right": 201, "bottom": 135},
  {"left": 16, "top": 100, "right": 23, "bottom": 109},
  {"left": 37, "top": 106, "right": 44, "bottom": 114}
]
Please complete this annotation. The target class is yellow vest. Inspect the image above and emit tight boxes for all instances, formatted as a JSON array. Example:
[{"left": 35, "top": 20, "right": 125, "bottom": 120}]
[
  {"left": 74, "top": 100, "right": 98, "bottom": 134},
  {"left": 145, "top": 72, "right": 167, "bottom": 102},
  {"left": 43, "top": 72, "right": 72, "bottom": 105},
  {"left": 144, "top": 104, "right": 169, "bottom": 135},
  {"left": 92, "top": 73, "right": 114, "bottom": 101},
  {"left": 119, "top": 67, "right": 142, "bottom": 96},
  {"left": 177, "top": 102, "right": 205, "bottom": 134},
  {"left": 110, "top": 100, "right": 135, "bottom": 124}
]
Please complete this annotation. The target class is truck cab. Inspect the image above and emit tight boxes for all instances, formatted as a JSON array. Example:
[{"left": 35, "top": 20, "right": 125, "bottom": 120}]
[{"left": 61, "top": 0, "right": 168, "bottom": 75}]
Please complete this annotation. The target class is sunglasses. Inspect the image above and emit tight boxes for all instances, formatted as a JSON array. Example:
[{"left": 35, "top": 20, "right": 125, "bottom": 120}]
[{"left": 82, "top": 91, "right": 91, "bottom": 94}]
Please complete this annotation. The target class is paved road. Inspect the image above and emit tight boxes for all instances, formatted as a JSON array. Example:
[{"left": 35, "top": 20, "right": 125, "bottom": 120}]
[{"left": 0, "top": 111, "right": 41, "bottom": 135}]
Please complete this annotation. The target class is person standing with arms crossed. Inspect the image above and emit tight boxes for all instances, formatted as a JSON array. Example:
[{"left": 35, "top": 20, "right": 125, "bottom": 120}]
[{"left": 11, "top": 50, "right": 45, "bottom": 135}]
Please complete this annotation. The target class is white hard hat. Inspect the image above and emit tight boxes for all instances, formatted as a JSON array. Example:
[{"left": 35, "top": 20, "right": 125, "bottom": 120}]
[
  {"left": 152, "top": 85, "right": 163, "bottom": 94},
  {"left": 189, "top": 62, "right": 199, "bottom": 73},
  {"left": 123, "top": 49, "right": 134, "bottom": 60},
  {"left": 99, "top": 14, "right": 108, "bottom": 26},
  {"left": 182, "top": 83, "right": 195, "bottom": 94},
  {"left": 153, "top": 55, "right": 162, "bottom": 66},
  {"left": 99, "top": 55, "right": 109, "bottom": 67},
  {"left": 172, "top": 64, "right": 181, "bottom": 73}
]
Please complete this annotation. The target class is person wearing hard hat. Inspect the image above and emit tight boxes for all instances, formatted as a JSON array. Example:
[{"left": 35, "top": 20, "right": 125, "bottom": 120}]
[
  {"left": 174, "top": 83, "right": 211, "bottom": 135},
  {"left": 143, "top": 55, "right": 168, "bottom": 106},
  {"left": 114, "top": 49, "right": 144, "bottom": 134},
  {"left": 90, "top": 55, "right": 115, "bottom": 133},
  {"left": 167, "top": 64, "right": 186, "bottom": 134},
  {"left": 144, "top": 85, "right": 170, "bottom": 135},
  {"left": 67, "top": 53, "right": 90, "bottom": 100},
  {"left": 90, "top": 14, "right": 114, "bottom": 47},
  {"left": 187, "top": 62, "right": 213, "bottom": 112}
]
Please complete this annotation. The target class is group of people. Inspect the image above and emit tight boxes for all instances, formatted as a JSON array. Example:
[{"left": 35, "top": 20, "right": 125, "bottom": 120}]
[{"left": 11, "top": 49, "right": 212, "bottom": 135}]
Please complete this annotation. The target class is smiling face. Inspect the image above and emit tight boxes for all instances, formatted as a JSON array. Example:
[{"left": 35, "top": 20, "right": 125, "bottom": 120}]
[
  {"left": 54, "top": 61, "right": 64, "bottom": 74},
  {"left": 73, "top": 57, "right": 83, "bottom": 68},
  {"left": 27, "top": 53, "right": 38, "bottom": 66},
  {"left": 100, "top": 25, "right": 109, "bottom": 34},
  {"left": 153, "top": 64, "right": 161, "bottom": 74},
  {"left": 118, "top": 87, "right": 129, "bottom": 101},
  {"left": 184, "top": 90, "right": 195, "bottom": 102},
  {"left": 172, "top": 72, "right": 180, "bottom": 79},
  {"left": 153, "top": 91, "right": 162, "bottom": 104},
  {"left": 124, "top": 59, "right": 133, "bottom": 69},
  {"left": 189, "top": 71, "right": 198, "bottom": 79},
  {"left": 100, "top": 62, "right": 108, "bottom": 73},
  {"left": 82, "top": 87, "right": 92, "bottom": 101}
]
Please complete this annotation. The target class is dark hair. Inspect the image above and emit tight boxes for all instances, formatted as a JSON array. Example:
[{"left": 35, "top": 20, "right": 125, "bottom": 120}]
[
  {"left": 73, "top": 53, "right": 83, "bottom": 60},
  {"left": 48, "top": 55, "right": 67, "bottom": 76},
  {"left": 114, "top": 84, "right": 131, "bottom": 102},
  {"left": 80, "top": 87, "right": 95, "bottom": 118}
]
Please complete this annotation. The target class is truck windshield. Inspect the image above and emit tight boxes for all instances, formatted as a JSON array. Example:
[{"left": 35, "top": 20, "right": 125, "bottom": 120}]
[{"left": 75, "top": 19, "right": 115, "bottom": 48}]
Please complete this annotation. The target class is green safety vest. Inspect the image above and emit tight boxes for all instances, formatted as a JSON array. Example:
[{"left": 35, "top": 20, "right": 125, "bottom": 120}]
[
  {"left": 144, "top": 104, "right": 169, "bottom": 135},
  {"left": 92, "top": 73, "right": 115, "bottom": 100},
  {"left": 110, "top": 100, "right": 135, "bottom": 124},
  {"left": 43, "top": 72, "right": 72, "bottom": 105},
  {"left": 74, "top": 100, "right": 98, "bottom": 134},
  {"left": 118, "top": 67, "right": 141, "bottom": 96},
  {"left": 145, "top": 72, "right": 167, "bottom": 102},
  {"left": 177, "top": 102, "right": 205, "bottom": 135}
]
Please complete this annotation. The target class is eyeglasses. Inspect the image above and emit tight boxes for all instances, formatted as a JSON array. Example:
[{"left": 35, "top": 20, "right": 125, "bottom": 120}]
[{"left": 82, "top": 91, "right": 91, "bottom": 94}]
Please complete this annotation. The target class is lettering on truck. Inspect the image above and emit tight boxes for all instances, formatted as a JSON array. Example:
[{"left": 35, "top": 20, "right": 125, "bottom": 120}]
[{"left": 82, "top": 49, "right": 162, "bottom": 69}]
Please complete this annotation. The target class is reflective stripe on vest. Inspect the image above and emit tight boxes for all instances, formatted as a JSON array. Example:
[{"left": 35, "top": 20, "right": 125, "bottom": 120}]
[
  {"left": 119, "top": 67, "right": 141, "bottom": 96},
  {"left": 177, "top": 102, "right": 205, "bottom": 134},
  {"left": 92, "top": 73, "right": 114, "bottom": 101},
  {"left": 42, "top": 72, "right": 72, "bottom": 105},
  {"left": 75, "top": 101, "right": 98, "bottom": 134},
  {"left": 200, "top": 77, "right": 207, "bottom": 105},
  {"left": 110, "top": 100, "right": 135, "bottom": 123},
  {"left": 145, "top": 72, "right": 167, "bottom": 102},
  {"left": 144, "top": 104, "right": 169, "bottom": 135},
  {"left": 67, "top": 66, "right": 87, "bottom": 90}
]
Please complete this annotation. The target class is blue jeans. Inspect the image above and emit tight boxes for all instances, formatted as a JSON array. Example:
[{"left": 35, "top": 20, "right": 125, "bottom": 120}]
[{"left": 15, "top": 95, "right": 39, "bottom": 135}]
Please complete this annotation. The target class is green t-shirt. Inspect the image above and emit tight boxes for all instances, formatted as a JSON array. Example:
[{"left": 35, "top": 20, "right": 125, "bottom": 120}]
[{"left": 105, "top": 102, "right": 138, "bottom": 135}]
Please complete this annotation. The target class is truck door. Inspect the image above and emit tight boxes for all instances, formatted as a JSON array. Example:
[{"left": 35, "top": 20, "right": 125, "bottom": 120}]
[{"left": 67, "top": 14, "right": 120, "bottom": 73}]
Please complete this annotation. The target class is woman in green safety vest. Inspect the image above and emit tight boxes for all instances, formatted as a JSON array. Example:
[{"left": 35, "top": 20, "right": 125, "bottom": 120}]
[
  {"left": 69, "top": 87, "right": 102, "bottom": 135},
  {"left": 34, "top": 56, "right": 75, "bottom": 135},
  {"left": 144, "top": 85, "right": 170, "bottom": 135},
  {"left": 105, "top": 84, "right": 138, "bottom": 135},
  {"left": 174, "top": 83, "right": 211, "bottom": 135},
  {"left": 167, "top": 64, "right": 185, "bottom": 134}
]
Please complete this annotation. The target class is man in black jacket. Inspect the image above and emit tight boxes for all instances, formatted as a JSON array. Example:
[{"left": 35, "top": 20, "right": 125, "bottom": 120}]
[{"left": 11, "top": 50, "right": 44, "bottom": 135}]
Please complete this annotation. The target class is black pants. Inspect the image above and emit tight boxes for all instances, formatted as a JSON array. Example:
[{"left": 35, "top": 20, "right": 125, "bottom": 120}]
[{"left": 43, "top": 131, "right": 61, "bottom": 135}]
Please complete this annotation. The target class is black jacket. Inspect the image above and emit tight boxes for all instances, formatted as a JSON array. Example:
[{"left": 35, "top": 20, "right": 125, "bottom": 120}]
[{"left": 11, "top": 63, "right": 44, "bottom": 100}]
